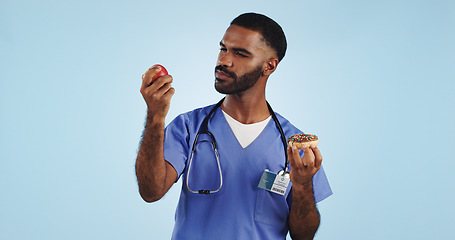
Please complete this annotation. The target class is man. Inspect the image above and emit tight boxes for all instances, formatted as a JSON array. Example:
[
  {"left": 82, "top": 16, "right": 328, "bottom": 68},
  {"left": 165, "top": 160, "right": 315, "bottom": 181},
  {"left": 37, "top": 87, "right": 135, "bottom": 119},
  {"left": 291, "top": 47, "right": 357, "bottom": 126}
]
[{"left": 136, "top": 13, "right": 332, "bottom": 240}]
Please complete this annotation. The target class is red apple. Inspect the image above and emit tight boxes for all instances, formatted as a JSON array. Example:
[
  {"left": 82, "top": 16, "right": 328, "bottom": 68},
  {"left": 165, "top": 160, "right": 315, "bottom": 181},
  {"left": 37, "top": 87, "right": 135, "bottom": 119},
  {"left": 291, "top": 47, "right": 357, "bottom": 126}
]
[{"left": 151, "top": 64, "right": 168, "bottom": 81}]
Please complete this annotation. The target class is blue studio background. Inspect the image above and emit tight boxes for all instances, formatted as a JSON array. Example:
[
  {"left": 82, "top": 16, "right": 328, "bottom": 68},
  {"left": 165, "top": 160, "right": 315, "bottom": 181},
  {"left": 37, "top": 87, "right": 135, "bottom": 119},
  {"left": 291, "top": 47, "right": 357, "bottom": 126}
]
[{"left": 1, "top": 0, "right": 454, "bottom": 239}]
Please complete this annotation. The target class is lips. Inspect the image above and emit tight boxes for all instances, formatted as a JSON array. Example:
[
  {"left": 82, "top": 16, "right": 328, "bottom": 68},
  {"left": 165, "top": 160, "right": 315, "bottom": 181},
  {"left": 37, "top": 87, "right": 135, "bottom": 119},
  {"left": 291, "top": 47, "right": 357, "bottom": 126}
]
[
  {"left": 215, "top": 66, "right": 236, "bottom": 81},
  {"left": 215, "top": 70, "right": 234, "bottom": 80}
]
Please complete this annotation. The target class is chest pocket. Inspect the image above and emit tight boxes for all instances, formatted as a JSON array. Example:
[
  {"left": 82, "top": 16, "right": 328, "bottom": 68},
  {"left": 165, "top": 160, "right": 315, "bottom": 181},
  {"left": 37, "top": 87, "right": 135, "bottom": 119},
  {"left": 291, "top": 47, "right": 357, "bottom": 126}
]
[{"left": 254, "top": 187, "right": 290, "bottom": 228}]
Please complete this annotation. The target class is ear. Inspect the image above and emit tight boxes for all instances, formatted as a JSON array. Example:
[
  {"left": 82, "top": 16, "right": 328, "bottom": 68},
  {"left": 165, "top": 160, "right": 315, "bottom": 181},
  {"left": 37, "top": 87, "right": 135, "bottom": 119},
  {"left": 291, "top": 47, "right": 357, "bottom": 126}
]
[{"left": 263, "top": 58, "right": 279, "bottom": 76}]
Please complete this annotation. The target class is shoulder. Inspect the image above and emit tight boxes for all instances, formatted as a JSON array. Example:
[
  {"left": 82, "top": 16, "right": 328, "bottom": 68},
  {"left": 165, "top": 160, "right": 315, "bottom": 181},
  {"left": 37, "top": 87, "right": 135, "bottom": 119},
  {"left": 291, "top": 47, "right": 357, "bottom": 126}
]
[
  {"left": 273, "top": 112, "right": 303, "bottom": 138},
  {"left": 167, "top": 103, "right": 217, "bottom": 129},
  {"left": 174, "top": 104, "right": 216, "bottom": 121},
  {"left": 164, "top": 103, "right": 217, "bottom": 147},
  {"left": 184, "top": 104, "right": 216, "bottom": 119}
]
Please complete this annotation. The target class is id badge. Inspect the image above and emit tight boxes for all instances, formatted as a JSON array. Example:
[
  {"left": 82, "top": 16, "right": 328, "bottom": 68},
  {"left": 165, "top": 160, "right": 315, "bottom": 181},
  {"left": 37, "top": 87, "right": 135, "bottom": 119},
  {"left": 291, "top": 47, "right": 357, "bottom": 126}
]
[{"left": 258, "top": 169, "right": 290, "bottom": 195}]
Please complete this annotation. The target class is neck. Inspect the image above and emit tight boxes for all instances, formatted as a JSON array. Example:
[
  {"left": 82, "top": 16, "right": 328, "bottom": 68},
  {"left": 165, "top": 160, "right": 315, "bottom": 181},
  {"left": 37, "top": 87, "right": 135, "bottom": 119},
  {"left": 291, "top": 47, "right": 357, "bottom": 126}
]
[{"left": 221, "top": 93, "right": 270, "bottom": 124}]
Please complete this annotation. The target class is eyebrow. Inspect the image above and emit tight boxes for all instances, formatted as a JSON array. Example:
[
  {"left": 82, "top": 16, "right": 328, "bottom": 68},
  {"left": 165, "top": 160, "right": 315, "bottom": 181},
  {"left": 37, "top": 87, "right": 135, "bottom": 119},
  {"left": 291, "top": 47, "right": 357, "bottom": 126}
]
[{"left": 220, "top": 42, "right": 253, "bottom": 56}]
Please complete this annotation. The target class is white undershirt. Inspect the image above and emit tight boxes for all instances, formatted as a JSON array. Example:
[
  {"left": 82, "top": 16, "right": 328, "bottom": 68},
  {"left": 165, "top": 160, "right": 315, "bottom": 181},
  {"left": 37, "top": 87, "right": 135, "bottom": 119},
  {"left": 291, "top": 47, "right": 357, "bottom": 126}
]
[{"left": 222, "top": 110, "right": 272, "bottom": 149}]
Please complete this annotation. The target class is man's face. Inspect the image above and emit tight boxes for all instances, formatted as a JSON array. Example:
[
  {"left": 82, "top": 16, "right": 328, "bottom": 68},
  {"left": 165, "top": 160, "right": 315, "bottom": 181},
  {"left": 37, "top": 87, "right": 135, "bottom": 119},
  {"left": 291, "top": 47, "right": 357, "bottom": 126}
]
[
  {"left": 214, "top": 25, "right": 274, "bottom": 94},
  {"left": 214, "top": 64, "right": 262, "bottom": 94}
]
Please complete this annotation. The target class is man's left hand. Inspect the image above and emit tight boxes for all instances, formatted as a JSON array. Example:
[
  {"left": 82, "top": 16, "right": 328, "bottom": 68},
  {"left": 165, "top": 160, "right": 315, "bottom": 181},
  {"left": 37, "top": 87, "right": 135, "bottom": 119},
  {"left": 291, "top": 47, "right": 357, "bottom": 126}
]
[{"left": 287, "top": 145, "right": 322, "bottom": 186}]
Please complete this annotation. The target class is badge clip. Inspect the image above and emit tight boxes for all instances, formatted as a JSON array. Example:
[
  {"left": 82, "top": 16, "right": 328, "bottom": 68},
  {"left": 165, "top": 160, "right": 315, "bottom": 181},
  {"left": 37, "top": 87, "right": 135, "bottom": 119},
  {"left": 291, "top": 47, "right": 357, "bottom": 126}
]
[{"left": 258, "top": 169, "right": 290, "bottom": 195}]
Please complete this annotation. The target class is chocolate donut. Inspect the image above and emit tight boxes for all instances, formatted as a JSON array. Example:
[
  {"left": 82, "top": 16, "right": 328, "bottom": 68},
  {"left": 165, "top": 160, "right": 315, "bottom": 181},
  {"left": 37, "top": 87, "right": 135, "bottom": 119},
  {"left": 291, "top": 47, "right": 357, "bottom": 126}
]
[{"left": 287, "top": 134, "right": 319, "bottom": 149}]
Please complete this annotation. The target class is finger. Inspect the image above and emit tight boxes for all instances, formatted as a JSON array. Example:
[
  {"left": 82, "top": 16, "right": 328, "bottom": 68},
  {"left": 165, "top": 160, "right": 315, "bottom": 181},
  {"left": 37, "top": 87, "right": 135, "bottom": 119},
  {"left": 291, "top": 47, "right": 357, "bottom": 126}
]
[
  {"left": 288, "top": 146, "right": 304, "bottom": 169},
  {"left": 154, "top": 75, "right": 173, "bottom": 92},
  {"left": 301, "top": 144, "right": 314, "bottom": 167},
  {"left": 143, "top": 65, "right": 161, "bottom": 81},
  {"left": 287, "top": 146, "right": 295, "bottom": 167},
  {"left": 162, "top": 86, "right": 176, "bottom": 101},
  {"left": 150, "top": 82, "right": 173, "bottom": 99},
  {"left": 142, "top": 75, "right": 173, "bottom": 97},
  {"left": 141, "top": 66, "right": 162, "bottom": 91},
  {"left": 152, "top": 86, "right": 175, "bottom": 105},
  {"left": 312, "top": 146, "right": 323, "bottom": 169},
  {"left": 141, "top": 67, "right": 157, "bottom": 93}
]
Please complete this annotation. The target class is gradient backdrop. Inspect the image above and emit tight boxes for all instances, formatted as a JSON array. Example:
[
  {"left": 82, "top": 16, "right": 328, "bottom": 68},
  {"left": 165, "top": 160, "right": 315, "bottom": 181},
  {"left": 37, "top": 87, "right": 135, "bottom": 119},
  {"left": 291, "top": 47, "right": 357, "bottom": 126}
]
[{"left": 1, "top": 0, "right": 454, "bottom": 239}]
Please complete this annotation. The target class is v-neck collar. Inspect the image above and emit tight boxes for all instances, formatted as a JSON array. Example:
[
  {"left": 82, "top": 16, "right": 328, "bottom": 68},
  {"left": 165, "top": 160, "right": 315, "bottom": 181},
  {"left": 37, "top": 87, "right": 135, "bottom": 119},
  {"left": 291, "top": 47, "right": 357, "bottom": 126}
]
[
  {"left": 221, "top": 109, "right": 272, "bottom": 149},
  {"left": 214, "top": 107, "right": 277, "bottom": 150}
]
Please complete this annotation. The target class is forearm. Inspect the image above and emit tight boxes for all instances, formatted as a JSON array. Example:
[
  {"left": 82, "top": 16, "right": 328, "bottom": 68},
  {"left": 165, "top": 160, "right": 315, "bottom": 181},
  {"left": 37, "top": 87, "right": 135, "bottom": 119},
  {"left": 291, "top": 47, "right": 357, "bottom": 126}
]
[
  {"left": 135, "top": 113, "right": 168, "bottom": 202},
  {"left": 288, "top": 182, "right": 320, "bottom": 240}
]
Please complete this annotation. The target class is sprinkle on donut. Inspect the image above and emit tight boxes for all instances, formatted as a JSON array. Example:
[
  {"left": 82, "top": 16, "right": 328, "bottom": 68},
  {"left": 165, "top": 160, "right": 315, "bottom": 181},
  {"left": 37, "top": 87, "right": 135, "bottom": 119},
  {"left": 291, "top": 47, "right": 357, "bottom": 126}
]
[
  {"left": 287, "top": 134, "right": 318, "bottom": 143},
  {"left": 287, "top": 133, "right": 319, "bottom": 148}
]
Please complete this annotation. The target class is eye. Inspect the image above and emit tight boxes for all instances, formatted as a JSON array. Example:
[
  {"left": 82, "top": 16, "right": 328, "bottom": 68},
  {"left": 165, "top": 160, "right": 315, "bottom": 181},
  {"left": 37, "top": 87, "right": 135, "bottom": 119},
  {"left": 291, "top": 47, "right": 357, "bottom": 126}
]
[
  {"left": 235, "top": 51, "right": 248, "bottom": 57},
  {"left": 219, "top": 47, "right": 227, "bottom": 52}
]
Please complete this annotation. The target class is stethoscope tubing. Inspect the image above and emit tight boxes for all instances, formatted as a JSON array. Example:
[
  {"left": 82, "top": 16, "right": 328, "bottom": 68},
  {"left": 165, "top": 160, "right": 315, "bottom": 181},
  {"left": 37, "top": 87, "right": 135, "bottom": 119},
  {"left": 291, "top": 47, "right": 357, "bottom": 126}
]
[
  {"left": 186, "top": 130, "right": 223, "bottom": 194},
  {"left": 186, "top": 98, "right": 289, "bottom": 194}
]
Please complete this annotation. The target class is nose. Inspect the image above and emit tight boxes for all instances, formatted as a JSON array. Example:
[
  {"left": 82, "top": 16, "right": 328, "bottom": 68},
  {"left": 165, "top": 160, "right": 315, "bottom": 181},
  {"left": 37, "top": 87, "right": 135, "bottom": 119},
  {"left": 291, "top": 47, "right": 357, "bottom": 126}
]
[{"left": 217, "top": 51, "right": 233, "bottom": 67}]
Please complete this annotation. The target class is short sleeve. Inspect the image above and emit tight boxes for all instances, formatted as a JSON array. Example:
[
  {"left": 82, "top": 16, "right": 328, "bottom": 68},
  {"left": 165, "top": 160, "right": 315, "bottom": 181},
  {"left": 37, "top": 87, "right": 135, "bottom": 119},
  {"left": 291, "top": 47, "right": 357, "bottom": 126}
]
[
  {"left": 164, "top": 114, "right": 190, "bottom": 178},
  {"left": 312, "top": 166, "right": 332, "bottom": 203},
  {"left": 286, "top": 166, "right": 332, "bottom": 207}
]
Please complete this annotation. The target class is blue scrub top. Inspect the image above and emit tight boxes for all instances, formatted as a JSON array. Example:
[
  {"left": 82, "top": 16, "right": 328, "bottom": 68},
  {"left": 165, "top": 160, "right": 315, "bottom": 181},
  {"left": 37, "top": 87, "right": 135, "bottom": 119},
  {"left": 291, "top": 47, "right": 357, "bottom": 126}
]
[{"left": 164, "top": 104, "right": 332, "bottom": 240}]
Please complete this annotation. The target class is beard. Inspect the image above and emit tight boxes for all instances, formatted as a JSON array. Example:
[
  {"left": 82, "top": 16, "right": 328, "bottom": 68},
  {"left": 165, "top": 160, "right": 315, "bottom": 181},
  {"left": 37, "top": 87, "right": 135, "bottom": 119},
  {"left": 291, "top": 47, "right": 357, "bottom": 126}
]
[{"left": 215, "top": 65, "right": 263, "bottom": 94}]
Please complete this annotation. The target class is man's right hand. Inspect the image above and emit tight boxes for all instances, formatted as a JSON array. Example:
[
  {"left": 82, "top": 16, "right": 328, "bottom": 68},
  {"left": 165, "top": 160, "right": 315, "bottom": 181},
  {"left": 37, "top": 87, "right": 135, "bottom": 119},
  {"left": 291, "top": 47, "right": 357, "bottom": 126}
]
[
  {"left": 136, "top": 65, "right": 178, "bottom": 203},
  {"left": 140, "top": 65, "right": 175, "bottom": 120}
]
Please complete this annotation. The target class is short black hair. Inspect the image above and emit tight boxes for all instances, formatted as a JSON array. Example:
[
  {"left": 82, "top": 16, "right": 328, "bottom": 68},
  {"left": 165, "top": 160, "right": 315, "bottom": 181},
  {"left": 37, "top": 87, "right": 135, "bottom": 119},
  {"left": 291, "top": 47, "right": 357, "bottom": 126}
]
[{"left": 230, "top": 12, "right": 287, "bottom": 62}]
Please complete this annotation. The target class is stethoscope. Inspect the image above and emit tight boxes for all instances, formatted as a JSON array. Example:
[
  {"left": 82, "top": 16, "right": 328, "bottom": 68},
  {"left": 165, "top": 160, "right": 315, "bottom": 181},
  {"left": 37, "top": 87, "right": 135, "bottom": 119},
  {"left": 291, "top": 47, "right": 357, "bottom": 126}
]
[{"left": 186, "top": 98, "right": 289, "bottom": 194}]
